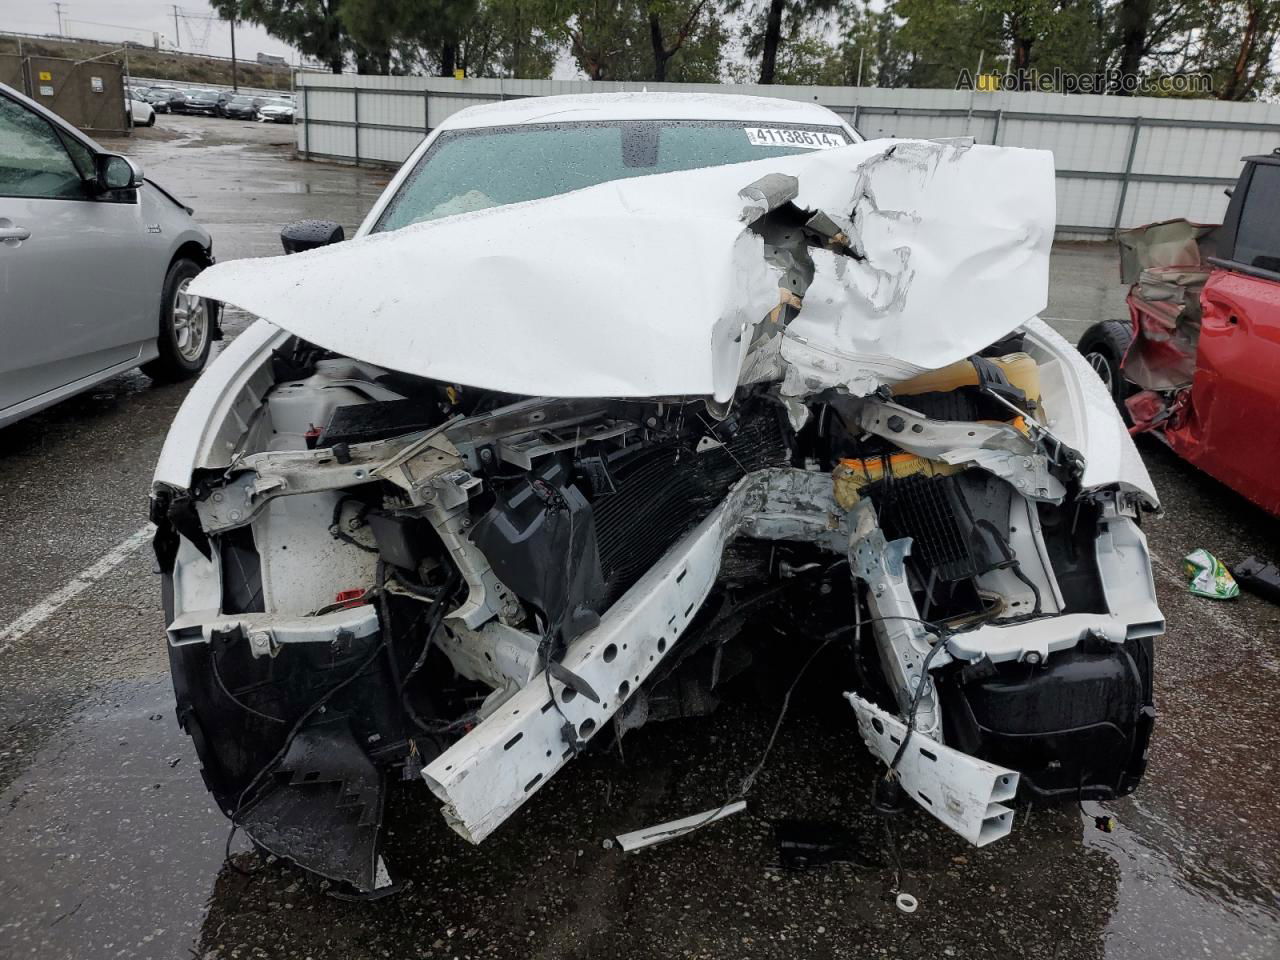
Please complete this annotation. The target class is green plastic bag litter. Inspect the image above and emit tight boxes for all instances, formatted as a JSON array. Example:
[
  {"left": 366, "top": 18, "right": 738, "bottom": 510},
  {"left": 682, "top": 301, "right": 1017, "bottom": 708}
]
[{"left": 1183, "top": 549, "right": 1240, "bottom": 599}]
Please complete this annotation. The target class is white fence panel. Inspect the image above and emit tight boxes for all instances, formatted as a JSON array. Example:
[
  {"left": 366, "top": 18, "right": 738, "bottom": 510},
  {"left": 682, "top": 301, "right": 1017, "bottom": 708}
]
[{"left": 294, "top": 74, "right": 1280, "bottom": 238}]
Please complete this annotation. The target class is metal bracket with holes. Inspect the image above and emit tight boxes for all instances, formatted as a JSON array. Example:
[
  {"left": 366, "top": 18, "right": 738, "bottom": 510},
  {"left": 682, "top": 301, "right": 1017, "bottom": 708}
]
[
  {"left": 846, "top": 692, "right": 1019, "bottom": 846},
  {"left": 854, "top": 398, "right": 1066, "bottom": 503},
  {"left": 196, "top": 433, "right": 426, "bottom": 534},
  {"left": 847, "top": 499, "right": 947, "bottom": 737},
  {"left": 421, "top": 467, "right": 848, "bottom": 844}
]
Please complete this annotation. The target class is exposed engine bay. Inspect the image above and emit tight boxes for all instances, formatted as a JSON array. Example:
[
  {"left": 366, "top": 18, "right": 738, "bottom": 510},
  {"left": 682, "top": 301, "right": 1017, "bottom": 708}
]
[
  {"left": 154, "top": 328, "right": 1160, "bottom": 893},
  {"left": 154, "top": 131, "right": 1163, "bottom": 894}
]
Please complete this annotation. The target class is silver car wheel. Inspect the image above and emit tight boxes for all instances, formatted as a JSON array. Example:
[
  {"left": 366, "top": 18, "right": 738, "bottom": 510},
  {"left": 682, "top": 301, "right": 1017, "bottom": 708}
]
[
  {"left": 172, "top": 278, "right": 208, "bottom": 362},
  {"left": 1084, "top": 350, "right": 1113, "bottom": 392}
]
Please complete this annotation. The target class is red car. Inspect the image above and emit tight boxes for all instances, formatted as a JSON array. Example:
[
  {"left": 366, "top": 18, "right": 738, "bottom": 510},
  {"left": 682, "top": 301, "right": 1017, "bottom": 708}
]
[{"left": 1078, "top": 149, "right": 1280, "bottom": 516}]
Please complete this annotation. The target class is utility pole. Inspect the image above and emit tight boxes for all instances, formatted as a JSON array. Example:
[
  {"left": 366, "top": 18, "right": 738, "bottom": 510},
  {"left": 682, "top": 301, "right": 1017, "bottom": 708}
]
[
  {"left": 173, "top": 5, "right": 181, "bottom": 50},
  {"left": 53, "top": 2, "right": 64, "bottom": 35},
  {"left": 229, "top": 18, "right": 238, "bottom": 91}
]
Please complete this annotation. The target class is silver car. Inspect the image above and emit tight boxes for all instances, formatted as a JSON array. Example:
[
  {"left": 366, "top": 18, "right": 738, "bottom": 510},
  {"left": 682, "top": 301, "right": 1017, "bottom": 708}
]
[
  {"left": 256, "top": 98, "right": 295, "bottom": 124},
  {"left": 0, "top": 82, "right": 216, "bottom": 427}
]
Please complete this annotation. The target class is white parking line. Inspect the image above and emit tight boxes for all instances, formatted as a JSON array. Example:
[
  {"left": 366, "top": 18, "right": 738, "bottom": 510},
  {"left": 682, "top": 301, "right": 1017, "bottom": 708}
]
[{"left": 0, "top": 524, "right": 154, "bottom": 656}]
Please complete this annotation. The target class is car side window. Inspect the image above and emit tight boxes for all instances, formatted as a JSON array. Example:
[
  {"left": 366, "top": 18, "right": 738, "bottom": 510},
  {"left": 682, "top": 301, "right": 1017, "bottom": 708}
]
[
  {"left": 1234, "top": 163, "right": 1280, "bottom": 273},
  {"left": 0, "top": 95, "right": 89, "bottom": 200},
  {"left": 57, "top": 128, "right": 96, "bottom": 181}
]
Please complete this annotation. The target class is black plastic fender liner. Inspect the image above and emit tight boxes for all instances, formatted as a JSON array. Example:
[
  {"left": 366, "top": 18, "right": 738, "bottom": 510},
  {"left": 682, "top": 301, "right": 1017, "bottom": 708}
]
[
  {"left": 939, "top": 636, "right": 1156, "bottom": 802},
  {"left": 162, "top": 568, "right": 411, "bottom": 810},
  {"left": 236, "top": 718, "right": 389, "bottom": 893}
]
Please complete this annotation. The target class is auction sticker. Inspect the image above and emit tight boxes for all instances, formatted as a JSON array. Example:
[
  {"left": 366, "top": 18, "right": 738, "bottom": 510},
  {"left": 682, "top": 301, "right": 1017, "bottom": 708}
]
[{"left": 744, "top": 127, "right": 843, "bottom": 149}]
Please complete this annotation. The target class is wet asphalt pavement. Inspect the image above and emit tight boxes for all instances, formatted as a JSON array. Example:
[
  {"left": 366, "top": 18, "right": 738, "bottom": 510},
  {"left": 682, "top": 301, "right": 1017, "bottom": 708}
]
[{"left": 1, "top": 114, "right": 1277, "bottom": 959}]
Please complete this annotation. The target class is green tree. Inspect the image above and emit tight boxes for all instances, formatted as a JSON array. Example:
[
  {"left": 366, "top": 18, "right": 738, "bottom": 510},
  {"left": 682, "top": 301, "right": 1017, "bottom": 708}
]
[
  {"left": 732, "top": 0, "right": 839, "bottom": 83},
  {"left": 647, "top": 0, "right": 714, "bottom": 81},
  {"left": 211, "top": 0, "right": 349, "bottom": 73},
  {"left": 335, "top": 0, "right": 398, "bottom": 72},
  {"left": 890, "top": 0, "right": 1000, "bottom": 88},
  {"left": 479, "top": 0, "right": 562, "bottom": 78},
  {"left": 808, "top": 1, "right": 892, "bottom": 86},
  {"left": 1102, "top": 0, "right": 1279, "bottom": 100},
  {"left": 1192, "top": 0, "right": 1280, "bottom": 100},
  {"left": 338, "top": 0, "right": 480, "bottom": 76},
  {"left": 889, "top": 0, "right": 1108, "bottom": 89},
  {"left": 558, "top": 0, "right": 646, "bottom": 79},
  {"left": 549, "top": 0, "right": 724, "bottom": 81},
  {"left": 341, "top": 0, "right": 561, "bottom": 77}
]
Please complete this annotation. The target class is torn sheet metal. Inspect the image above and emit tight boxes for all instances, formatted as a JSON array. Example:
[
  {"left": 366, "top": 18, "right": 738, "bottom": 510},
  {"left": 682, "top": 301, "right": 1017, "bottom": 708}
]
[
  {"left": 615, "top": 800, "right": 747, "bottom": 852},
  {"left": 189, "top": 139, "right": 1054, "bottom": 404},
  {"left": 421, "top": 467, "right": 848, "bottom": 845},
  {"left": 1118, "top": 219, "right": 1219, "bottom": 391},
  {"left": 1020, "top": 319, "right": 1158, "bottom": 505}
]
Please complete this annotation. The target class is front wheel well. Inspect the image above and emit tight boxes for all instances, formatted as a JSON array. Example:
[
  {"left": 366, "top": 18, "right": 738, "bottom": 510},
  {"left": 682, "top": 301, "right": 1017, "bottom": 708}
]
[
  {"left": 169, "top": 241, "right": 220, "bottom": 338},
  {"left": 171, "top": 239, "right": 213, "bottom": 271}
]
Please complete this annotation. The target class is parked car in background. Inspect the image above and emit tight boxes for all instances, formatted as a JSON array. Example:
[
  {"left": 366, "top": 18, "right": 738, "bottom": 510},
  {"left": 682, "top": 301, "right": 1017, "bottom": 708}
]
[
  {"left": 223, "top": 95, "right": 261, "bottom": 120},
  {"left": 176, "top": 89, "right": 220, "bottom": 116},
  {"left": 0, "top": 82, "right": 218, "bottom": 427},
  {"left": 214, "top": 91, "right": 235, "bottom": 117},
  {"left": 156, "top": 88, "right": 187, "bottom": 113},
  {"left": 257, "top": 97, "right": 295, "bottom": 123},
  {"left": 128, "top": 97, "right": 156, "bottom": 127},
  {"left": 148, "top": 88, "right": 182, "bottom": 113},
  {"left": 1078, "top": 150, "right": 1280, "bottom": 517}
]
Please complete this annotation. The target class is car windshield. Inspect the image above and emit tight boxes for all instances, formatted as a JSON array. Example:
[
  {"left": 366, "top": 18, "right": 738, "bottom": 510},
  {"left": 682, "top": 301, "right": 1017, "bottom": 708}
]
[
  {"left": 231, "top": 96, "right": 255, "bottom": 105},
  {"left": 374, "top": 119, "right": 854, "bottom": 233},
  {"left": 262, "top": 99, "right": 292, "bottom": 108}
]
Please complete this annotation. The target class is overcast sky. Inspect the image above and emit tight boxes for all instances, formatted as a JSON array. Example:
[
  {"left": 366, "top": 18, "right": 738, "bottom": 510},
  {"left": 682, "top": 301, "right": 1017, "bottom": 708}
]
[{"left": 0, "top": 0, "right": 300, "bottom": 62}]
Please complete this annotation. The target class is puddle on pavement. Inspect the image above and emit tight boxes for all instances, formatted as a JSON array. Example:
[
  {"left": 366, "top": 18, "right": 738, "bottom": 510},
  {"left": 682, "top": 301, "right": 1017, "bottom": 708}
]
[
  {"left": 0, "top": 677, "right": 224, "bottom": 960},
  {"left": 1087, "top": 795, "right": 1280, "bottom": 959},
  {"left": 0, "top": 671, "right": 1276, "bottom": 958}
]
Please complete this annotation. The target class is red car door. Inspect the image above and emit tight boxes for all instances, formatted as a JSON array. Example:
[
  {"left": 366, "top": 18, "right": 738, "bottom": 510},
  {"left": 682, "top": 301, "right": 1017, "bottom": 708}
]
[{"left": 1170, "top": 157, "right": 1280, "bottom": 516}]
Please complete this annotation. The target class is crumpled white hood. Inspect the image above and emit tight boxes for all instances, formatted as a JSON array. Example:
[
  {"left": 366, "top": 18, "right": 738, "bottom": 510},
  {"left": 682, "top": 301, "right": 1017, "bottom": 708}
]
[{"left": 189, "top": 138, "right": 1055, "bottom": 402}]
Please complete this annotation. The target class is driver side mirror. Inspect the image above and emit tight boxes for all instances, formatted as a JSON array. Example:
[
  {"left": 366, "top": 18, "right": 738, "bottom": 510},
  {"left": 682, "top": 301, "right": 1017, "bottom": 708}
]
[
  {"left": 280, "top": 218, "right": 345, "bottom": 255},
  {"left": 96, "top": 153, "right": 143, "bottom": 192}
]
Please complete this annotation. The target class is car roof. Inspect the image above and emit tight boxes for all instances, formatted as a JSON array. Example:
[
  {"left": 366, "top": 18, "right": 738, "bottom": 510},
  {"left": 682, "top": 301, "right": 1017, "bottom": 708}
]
[
  {"left": 1242, "top": 148, "right": 1280, "bottom": 167},
  {"left": 438, "top": 92, "right": 851, "bottom": 132}
]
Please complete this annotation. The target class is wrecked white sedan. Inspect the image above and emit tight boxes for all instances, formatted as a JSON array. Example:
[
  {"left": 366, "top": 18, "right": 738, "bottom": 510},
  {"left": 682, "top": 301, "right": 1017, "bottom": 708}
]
[{"left": 151, "top": 93, "right": 1162, "bottom": 894}]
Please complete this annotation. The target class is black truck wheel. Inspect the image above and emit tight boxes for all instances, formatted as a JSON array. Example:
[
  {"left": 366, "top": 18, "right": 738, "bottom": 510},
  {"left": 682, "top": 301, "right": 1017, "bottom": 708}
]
[{"left": 1077, "top": 319, "right": 1134, "bottom": 414}]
